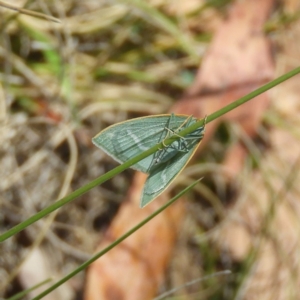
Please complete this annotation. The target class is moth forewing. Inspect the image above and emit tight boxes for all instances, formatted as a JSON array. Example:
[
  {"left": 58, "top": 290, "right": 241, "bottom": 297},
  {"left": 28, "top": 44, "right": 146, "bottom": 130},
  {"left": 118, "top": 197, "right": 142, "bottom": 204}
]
[
  {"left": 92, "top": 115, "right": 172, "bottom": 173},
  {"left": 140, "top": 121, "right": 206, "bottom": 208},
  {"left": 140, "top": 135, "right": 203, "bottom": 208},
  {"left": 92, "top": 114, "right": 194, "bottom": 173}
]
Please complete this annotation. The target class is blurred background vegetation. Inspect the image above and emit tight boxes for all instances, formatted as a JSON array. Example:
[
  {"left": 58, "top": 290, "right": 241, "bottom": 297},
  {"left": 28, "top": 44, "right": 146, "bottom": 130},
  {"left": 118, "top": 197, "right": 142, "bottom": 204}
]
[{"left": 1, "top": 0, "right": 300, "bottom": 299}]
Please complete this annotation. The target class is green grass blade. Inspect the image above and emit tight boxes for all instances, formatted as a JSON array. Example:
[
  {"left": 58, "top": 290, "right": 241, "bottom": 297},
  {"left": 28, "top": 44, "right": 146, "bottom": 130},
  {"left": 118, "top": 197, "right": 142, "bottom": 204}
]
[
  {"left": 7, "top": 278, "right": 52, "bottom": 300},
  {"left": 1, "top": 67, "right": 299, "bottom": 242},
  {"left": 31, "top": 179, "right": 202, "bottom": 300}
]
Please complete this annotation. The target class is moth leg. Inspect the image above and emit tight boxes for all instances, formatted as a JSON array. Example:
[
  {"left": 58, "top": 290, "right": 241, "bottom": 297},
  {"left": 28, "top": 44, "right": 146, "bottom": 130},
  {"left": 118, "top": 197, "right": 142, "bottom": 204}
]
[
  {"left": 147, "top": 147, "right": 167, "bottom": 171},
  {"left": 162, "top": 127, "right": 186, "bottom": 147},
  {"left": 161, "top": 114, "right": 193, "bottom": 147}
]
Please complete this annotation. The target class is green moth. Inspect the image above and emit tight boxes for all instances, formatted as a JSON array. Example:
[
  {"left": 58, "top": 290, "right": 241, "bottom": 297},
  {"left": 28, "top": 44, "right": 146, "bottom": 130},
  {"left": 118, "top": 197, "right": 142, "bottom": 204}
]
[{"left": 92, "top": 114, "right": 206, "bottom": 207}]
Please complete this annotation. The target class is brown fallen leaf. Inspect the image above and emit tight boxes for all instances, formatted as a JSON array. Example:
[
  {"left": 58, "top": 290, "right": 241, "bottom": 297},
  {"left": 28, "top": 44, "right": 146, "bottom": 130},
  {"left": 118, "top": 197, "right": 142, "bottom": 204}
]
[
  {"left": 85, "top": 174, "right": 185, "bottom": 300},
  {"left": 85, "top": 0, "right": 275, "bottom": 299}
]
